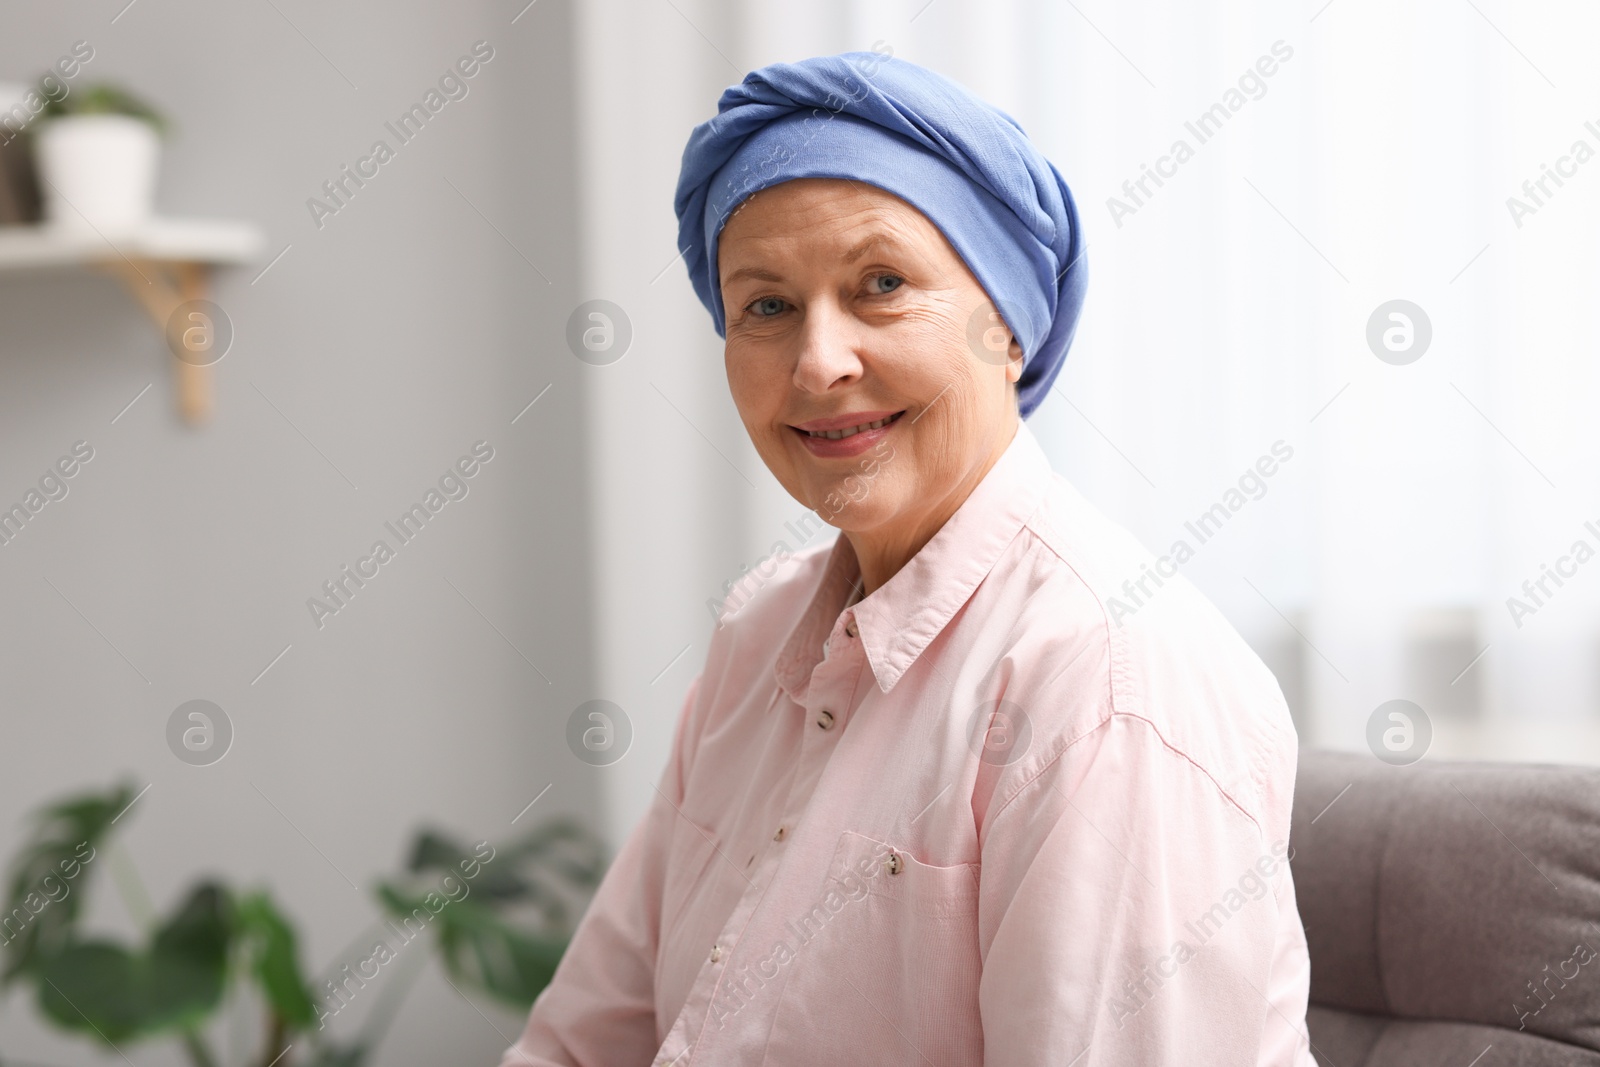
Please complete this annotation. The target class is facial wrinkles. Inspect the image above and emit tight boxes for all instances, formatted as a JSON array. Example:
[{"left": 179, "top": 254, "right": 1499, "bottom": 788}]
[
  {"left": 732, "top": 230, "right": 960, "bottom": 426},
  {"left": 722, "top": 199, "right": 945, "bottom": 318},
  {"left": 717, "top": 179, "right": 1017, "bottom": 556}
]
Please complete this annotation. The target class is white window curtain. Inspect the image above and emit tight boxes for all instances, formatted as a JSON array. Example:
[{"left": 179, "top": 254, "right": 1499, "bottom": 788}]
[{"left": 575, "top": 0, "right": 1600, "bottom": 838}]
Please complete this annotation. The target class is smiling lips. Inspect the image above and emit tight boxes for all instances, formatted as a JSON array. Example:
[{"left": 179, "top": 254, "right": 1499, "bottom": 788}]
[
  {"left": 799, "top": 412, "right": 903, "bottom": 439},
  {"left": 790, "top": 409, "right": 906, "bottom": 458}
]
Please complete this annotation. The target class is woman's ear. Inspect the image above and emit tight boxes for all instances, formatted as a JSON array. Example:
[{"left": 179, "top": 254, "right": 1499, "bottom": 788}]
[{"left": 1006, "top": 338, "right": 1025, "bottom": 383}]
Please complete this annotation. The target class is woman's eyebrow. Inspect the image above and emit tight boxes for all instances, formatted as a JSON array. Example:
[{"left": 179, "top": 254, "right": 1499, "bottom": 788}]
[
  {"left": 842, "top": 233, "right": 900, "bottom": 263},
  {"left": 848, "top": 230, "right": 946, "bottom": 281},
  {"left": 722, "top": 265, "right": 786, "bottom": 286}
]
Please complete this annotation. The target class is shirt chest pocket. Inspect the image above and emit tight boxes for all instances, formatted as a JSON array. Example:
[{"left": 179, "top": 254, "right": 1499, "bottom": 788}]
[{"left": 759, "top": 830, "right": 983, "bottom": 1067}]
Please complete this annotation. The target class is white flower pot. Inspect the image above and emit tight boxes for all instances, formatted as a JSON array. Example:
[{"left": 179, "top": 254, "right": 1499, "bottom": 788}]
[{"left": 34, "top": 114, "right": 160, "bottom": 234}]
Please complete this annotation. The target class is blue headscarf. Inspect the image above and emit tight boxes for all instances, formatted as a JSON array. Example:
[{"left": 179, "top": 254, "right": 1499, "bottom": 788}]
[{"left": 673, "top": 51, "right": 1087, "bottom": 419}]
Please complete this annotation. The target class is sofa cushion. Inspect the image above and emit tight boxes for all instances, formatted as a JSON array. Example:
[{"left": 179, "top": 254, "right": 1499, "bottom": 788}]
[
  {"left": 1291, "top": 750, "right": 1600, "bottom": 1052},
  {"left": 1308, "top": 1006, "right": 1600, "bottom": 1066}
]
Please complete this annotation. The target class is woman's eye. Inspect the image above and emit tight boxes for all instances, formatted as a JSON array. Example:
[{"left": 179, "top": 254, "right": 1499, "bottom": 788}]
[
  {"left": 747, "top": 296, "right": 788, "bottom": 317},
  {"left": 867, "top": 274, "right": 904, "bottom": 295}
]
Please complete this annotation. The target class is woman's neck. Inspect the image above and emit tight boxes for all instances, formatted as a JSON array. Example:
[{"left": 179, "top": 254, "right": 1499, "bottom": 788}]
[{"left": 843, "top": 421, "right": 1017, "bottom": 596}]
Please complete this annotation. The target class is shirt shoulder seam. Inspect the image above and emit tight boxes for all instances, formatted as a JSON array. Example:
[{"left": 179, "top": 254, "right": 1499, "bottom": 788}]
[
  {"left": 1007, "top": 498, "right": 1270, "bottom": 833},
  {"left": 987, "top": 709, "right": 1267, "bottom": 839}
]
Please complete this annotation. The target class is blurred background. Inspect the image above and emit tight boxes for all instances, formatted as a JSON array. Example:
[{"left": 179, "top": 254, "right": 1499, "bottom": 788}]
[{"left": 2, "top": 0, "right": 1597, "bottom": 1063}]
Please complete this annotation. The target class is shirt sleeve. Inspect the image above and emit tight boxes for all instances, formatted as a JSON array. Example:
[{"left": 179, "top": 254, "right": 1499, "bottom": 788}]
[
  {"left": 497, "top": 674, "right": 703, "bottom": 1067},
  {"left": 975, "top": 713, "right": 1309, "bottom": 1066}
]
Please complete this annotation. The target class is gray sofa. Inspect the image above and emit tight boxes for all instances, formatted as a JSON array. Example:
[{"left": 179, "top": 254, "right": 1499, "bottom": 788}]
[{"left": 1292, "top": 749, "right": 1600, "bottom": 1065}]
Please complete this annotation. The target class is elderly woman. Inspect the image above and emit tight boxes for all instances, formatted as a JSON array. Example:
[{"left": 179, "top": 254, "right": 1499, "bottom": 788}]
[{"left": 501, "top": 53, "right": 1314, "bottom": 1066}]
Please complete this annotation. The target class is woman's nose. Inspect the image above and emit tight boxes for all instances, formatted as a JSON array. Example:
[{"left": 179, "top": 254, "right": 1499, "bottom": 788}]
[{"left": 791, "top": 303, "right": 864, "bottom": 392}]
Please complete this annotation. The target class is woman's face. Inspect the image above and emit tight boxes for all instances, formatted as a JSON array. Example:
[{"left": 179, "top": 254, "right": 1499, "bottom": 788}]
[{"left": 717, "top": 178, "right": 1023, "bottom": 539}]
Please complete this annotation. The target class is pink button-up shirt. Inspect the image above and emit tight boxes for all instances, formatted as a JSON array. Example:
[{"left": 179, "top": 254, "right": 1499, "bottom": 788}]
[{"left": 500, "top": 421, "right": 1315, "bottom": 1066}]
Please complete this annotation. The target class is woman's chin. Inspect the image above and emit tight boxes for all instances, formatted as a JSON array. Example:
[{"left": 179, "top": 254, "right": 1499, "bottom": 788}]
[{"left": 812, "top": 492, "right": 904, "bottom": 533}]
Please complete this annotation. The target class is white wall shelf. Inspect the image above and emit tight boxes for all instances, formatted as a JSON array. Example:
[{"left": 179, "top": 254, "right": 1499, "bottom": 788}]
[{"left": 0, "top": 219, "right": 265, "bottom": 424}]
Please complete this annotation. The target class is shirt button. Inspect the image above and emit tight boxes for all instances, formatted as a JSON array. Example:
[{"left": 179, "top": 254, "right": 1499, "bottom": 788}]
[
  {"left": 710, "top": 944, "right": 723, "bottom": 963},
  {"left": 773, "top": 825, "right": 787, "bottom": 841},
  {"left": 845, "top": 620, "right": 858, "bottom": 638},
  {"left": 817, "top": 709, "right": 835, "bottom": 730},
  {"left": 885, "top": 851, "right": 903, "bottom": 876}
]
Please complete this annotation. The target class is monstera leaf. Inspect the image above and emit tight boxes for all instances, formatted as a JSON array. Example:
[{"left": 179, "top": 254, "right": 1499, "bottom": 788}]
[
  {"left": 1, "top": 778, "right": 612, "bottom": 1067},
  {"left": 375, "top": 817, "right": 607, "bottom": 1009},
  {"left": 37, "top": 882, "right": 231, "bottom": 1042},
  {"left": 235, "top": 891, "right": 318, "bottom": 1030},
  {"left": 375, "top": 884, "right": 566, "bottom": 1009},
  {"left": 406, "top": 820, "right": 603, "bottom": 910},
  {"left": 1, "top": 782, "right": 135, "bottom": 983},
  {"left": 432, "top": 898, "right": 569, "bottom": 1007}
]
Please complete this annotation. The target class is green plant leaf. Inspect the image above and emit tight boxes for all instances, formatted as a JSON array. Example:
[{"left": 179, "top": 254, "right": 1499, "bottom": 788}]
[
  {"left": 395, "top": 819, "right": 606, "bottom": 914},
  {"left": 35, "top": 942, "right": 145, "bottom": 1038},
  {"left": 501, "top": 819, "right": 608, "bottom": 890},
  {"left": 374, "top": 817, "right": 608, "bottom": 1011},
  {"left": 2, "top": 782, "right": 135, "bottom": 985},
  {"left": 403, "top": 830, "right": 531, "bottom": 903},
  {"left": 430, "top": 901, "right": 567, "bottom": 1010},
  {"left": 35, "top": 883, "right": 232, "bottom": 1042},
  {"left": 39, "top": 82, "right": 167, "bottom": 132},
  {"left": 405, "top": 830, "right": 474, "bottom": 872},
  {"left": 236, "top": 892, "right": 317, "bottom": 1030}
]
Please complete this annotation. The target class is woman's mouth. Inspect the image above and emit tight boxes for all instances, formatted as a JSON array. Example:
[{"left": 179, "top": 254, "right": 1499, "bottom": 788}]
[{"left": 792, "top": 410, "right": 906, "bottom": 458}]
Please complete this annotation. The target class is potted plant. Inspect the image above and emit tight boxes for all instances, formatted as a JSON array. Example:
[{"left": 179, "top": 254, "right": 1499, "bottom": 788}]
[
  {"left": 0, "top": 782, "right": 607, "bottom": 1066},
  {"left": 33, "top": 82, "right": 167, "bottom": 234}
]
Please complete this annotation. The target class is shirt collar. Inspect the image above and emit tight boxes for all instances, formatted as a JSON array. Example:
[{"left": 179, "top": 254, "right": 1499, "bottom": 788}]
[{"left": 773, "top": 420, "right": 1056, "bottom": 701}]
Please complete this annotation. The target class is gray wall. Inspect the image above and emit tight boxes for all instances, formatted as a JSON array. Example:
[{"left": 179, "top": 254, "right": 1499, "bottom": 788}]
[
  {"left": 569, "top": 0, "right": 763, "bottom": 850},
  {"left": 0, "top": 1, "right": 597, "bottom": 1063}
]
